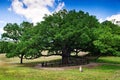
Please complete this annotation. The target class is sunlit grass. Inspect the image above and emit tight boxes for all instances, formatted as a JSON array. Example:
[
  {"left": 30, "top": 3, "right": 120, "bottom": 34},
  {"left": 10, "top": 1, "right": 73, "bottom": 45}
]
[
  {"left": 0, "top": 65, "right": 120, "bottom": 80},
  {"left": 0, "top": 54, "right": 120, "bottom": 80},
  {"left": 0, "top": 54, "right": 61, "bottom": 63},
  {"left": 96, "top": 56, "right": 120, "bottom": 64}
]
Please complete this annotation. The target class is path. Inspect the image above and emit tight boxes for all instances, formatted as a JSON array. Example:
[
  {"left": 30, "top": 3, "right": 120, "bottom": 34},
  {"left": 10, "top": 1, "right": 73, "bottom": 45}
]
[{"left": 34, "top": 62, "right": 120, "bottom": 70}]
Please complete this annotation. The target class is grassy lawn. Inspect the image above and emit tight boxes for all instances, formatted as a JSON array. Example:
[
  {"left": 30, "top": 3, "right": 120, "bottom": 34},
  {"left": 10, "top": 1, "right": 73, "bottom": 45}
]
[
  {"left": 96, "top": 56, "right": 120, "bottom": 64},
  {"left": 0, "top": 54, "right": 120, "bottom": 80},
  {"left": 0, "top": 65, "right": 120, "bottom": 80}
]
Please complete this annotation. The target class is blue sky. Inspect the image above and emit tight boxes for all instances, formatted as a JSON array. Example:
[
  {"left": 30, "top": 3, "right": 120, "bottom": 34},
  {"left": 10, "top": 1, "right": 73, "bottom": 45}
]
[
  {"left": 0, "top": 0, "right": 120, "bottom": 38},
  {"left": 64, "top": 0, "right": 120, "bottom": 20}
]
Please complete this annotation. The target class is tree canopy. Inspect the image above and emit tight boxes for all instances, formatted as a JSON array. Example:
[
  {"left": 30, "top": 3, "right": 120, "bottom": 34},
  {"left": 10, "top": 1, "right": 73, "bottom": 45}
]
[
  {"left": 1, "top": 22, "right": 41, "bottom": 64},
  {"left": 31, "top": 10, "right": 100, "bottom": 64},
  {"left": 93, "top": 21, "right": 120, "bottom": 56},
  {"left": 1, "top": 9, "right": 120, "bottom": 64}
]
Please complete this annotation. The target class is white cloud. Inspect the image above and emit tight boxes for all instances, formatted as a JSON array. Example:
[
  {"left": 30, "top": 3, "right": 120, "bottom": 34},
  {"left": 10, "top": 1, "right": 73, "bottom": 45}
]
[
  {"left": 98, "top": 18, "right": 105, "bottom": 23},
  {"left": 0, "top": 28, "right": 4, "bottom": 33},
  {"left": 9, "top": 0, "right": 65, "bottom": 24},
  {"left": 0, "top": 20, "right": 6, "bottom": 24},
  {"left": 97, "top": 13, "right": 120, "bottom": 24},
  {"left": 0, "top": 20, "right": 6, "bottom": 38},
  {"left": 0, "top": 27, "right": 4, "bottom": 38},
  {"left": 106, "top": 14, "right": 120, "bottom": 25},
  {"left": 106, "top": 14, "right": 120, "bottom": 21}
]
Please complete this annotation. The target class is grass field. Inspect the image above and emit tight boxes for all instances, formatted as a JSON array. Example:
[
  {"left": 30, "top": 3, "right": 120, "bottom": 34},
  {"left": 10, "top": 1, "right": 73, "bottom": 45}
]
[
  {"left": 0, "top": 54, "right": 120, "bottom": 80},
  {"left": 96, "top": 56, "right": 120, "bottom": 64}
]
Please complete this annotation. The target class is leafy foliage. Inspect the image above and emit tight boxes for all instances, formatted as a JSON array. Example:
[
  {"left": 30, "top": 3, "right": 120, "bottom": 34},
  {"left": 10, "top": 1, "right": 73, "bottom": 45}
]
[
  {"left": 0, "top": 41, "right": 10, "bottom": 53},
  {"left": 1, "top": 10, "right": 120, "bottom": 64},
  {"left": 31, "top": 9, "right": 100, "bottom": 64},
  {"left": 93, "top": 21, "right": 120, "bottom": 56},
  {"left": 1, "top": 22, "right": 41, "bottom": 63},
  {"left": 2, "top": 23, "right": 20, "bottom": 42}
]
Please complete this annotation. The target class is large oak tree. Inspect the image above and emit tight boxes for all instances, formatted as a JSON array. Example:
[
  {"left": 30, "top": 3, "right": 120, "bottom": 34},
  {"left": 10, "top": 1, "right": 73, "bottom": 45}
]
[
  {"left": 2, "top": 10, "right": 120, "bottom": 65},
  {"left": 33, "top": 9, "right": 100, "bottom": 64}
]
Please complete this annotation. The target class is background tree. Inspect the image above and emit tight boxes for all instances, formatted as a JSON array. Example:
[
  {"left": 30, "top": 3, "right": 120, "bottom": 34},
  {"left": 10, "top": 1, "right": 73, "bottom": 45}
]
[
  {"left": 0, "top": 41, "right": 10, "bottom": 53},
  {"left": 2, "top": 22, "right": 41, "bottom": 64},
  {"left": 1, "top": 23, "right": 20, "bottom": 54},
  {"left": 2, "top": 23, "right": 20, "bottom": 42},
  {"left": 93, "top": 21, "right": 120, "bottom": 56}
]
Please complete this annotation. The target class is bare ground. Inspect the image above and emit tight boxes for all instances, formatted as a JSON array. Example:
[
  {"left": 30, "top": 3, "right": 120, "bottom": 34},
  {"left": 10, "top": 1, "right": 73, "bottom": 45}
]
[
  {"left": 35, "top": 61, "right": 120, "bottom": 71},
  {"left": 0, "top": 60, "right": 9, "bottom": 66},
  {"left": 34, "top": 62, "right": 102, "bottom": 70},
  {"left": 1, "top": 54, "right": 119, "bottom": 71}
]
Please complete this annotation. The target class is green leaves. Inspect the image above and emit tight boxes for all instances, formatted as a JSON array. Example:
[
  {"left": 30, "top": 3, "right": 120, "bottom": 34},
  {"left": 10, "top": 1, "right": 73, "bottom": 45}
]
[
  {"left": 34, "top": 9, "right": 99, "bottom": 55},
  {"left": 93, "top": 21, "right": 120, "bottom": 56},
  {"left": 2, "top": 9, "right": 120, "bottom": 64},
  {"left": 2, "top": 23, "right": 20, "bottom": 41},
  {"left": 1, "top": 21, "right": 42, "bottom": 63}
]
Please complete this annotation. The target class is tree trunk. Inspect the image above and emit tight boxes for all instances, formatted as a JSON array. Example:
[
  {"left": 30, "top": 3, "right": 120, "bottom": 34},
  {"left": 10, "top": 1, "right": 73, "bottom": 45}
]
[
  {"left": 62, "top": 53, "right": 69, "bottom": 65},
  {"left": 20, "top": 54, "right": 24, "bottom": 64},
  {"left": 62, "top": 46, "right": 71, "bottom": 65}
]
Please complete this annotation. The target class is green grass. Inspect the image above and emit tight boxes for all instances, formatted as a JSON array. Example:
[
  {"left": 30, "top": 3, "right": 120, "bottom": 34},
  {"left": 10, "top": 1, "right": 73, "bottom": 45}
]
[
  {"left": 0, "top": 65, "right": 120, "bottom": 80},
  {"left": 96, "top": 56, "right": 120, "bottom": 64},
  {"left": 0, "top": 54, "right": 120, "bottom": 80}
]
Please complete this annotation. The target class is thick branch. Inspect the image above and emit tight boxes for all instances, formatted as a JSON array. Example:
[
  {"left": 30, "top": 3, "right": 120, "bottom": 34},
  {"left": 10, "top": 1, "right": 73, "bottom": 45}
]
[{"left": 41, "top": 54, "right": 62, "bottom": 57}]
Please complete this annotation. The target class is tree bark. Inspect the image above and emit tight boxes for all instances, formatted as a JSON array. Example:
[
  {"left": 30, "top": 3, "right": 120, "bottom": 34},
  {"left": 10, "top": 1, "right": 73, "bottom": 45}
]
[
  {"left": 62, "top": 54, "right": 69, "bottom": 65},
  {"left": 20, "top": 54, "right": 24, "bottom": 64},
  {"left": 62, "top": 46, "right": 71, "bottom": 65}
]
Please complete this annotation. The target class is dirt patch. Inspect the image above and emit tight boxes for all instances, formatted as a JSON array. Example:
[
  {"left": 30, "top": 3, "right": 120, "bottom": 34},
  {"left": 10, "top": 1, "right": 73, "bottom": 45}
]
[
  {"left": 0, "top": 60, "right": 9, "bottom": 66},
  {"left": 34, "top": 62, "right": 102, "bottom": 70},
  {"left": 82, "top": 62, "right": 102, "bottom": 68}
]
